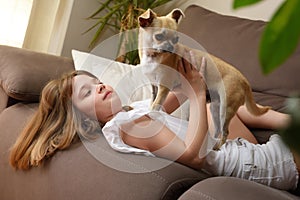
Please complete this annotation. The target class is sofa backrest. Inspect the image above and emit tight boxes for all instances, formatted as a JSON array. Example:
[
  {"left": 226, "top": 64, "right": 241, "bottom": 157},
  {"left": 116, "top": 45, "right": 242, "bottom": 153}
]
[
  {"left": 0, "top": 45, "right": 74, "bottom": 112},
  {"left": 178, "top": 5, "right": 300, "bottom": 111}
]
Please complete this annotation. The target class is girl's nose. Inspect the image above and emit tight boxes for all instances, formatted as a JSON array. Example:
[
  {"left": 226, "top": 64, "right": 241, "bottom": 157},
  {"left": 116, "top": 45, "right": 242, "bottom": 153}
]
[{"left": 97, "top": 84, "right": 105, "bottom": 93}]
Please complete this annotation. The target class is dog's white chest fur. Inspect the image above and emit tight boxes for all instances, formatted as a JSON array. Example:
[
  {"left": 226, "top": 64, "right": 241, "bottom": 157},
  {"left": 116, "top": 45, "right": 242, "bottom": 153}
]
[{"left": 140, "top": 56, "right": 181, "bottom": 90}]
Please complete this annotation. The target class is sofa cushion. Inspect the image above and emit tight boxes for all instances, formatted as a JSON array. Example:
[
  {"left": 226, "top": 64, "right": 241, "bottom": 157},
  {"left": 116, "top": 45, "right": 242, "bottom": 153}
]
[
  {"left": 0, "top": 86, "right": 8, "bottom": 113},
  {"left": 178, "top": 177, "right": 299, "bottom": 200},
  {"left": 0, "top": 45, "right": 74, "bottom": 102},
  {"left": 178, "top": 5, "right": 300, "bottom": 112}
]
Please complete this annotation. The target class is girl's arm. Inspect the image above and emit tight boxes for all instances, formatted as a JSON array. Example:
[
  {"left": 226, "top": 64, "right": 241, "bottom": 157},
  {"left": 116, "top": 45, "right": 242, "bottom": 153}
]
[
  {"left": 162, "top": 55, "right": 206, "bottom": 114},
  {"left": 120, "top": 52, "right": 208, "bottom": 170},
  {"left": 162, "top": 91, "right": 187, "bottom": 114}
]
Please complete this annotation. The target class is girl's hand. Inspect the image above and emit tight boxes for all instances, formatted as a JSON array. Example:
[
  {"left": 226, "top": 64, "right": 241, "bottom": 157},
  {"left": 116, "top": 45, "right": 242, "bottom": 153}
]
[{"left": 175, "top": 50, "right": 207, "bottom": 98}]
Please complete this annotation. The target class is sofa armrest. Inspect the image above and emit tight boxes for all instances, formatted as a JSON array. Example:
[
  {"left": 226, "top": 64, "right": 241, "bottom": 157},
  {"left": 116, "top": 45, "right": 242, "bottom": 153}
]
[{"left": 0, "top": 45, "right": 74, "bottom": 103}]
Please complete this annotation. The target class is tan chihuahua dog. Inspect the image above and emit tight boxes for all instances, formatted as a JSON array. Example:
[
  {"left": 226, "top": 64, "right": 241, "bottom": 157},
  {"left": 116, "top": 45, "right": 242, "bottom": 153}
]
[{"left": 138, "top": 8, "right": 270, "bottom": 148}]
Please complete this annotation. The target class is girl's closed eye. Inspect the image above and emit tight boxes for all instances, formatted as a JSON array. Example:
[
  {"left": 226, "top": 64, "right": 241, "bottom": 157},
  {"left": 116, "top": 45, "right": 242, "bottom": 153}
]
[{"left": 84, "top": 90, "right": 91, "bottom": 97}]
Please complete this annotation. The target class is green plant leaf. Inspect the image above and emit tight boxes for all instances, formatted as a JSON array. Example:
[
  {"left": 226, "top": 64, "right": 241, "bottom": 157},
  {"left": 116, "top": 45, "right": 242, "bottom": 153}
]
[
  {"left": 259, "top": 0, "right": 300, "bottom": 74},
  {"left": 84, "top": 0, "right": 173, "bottom": 62},
  {"left": 89, "top": 18, "right": 109, "bottom": 47},
  {"left": 280, "top": 96, "right": 300, "bottom": 154},
  {"left": 233, "top": 0, "right": 263, "bottom": 9},
  {"left": 150, "top": 0, "right": 172, "bottom": 8},
  {"left": 86, "top": 0, "right": 111, "bottom": 19}
]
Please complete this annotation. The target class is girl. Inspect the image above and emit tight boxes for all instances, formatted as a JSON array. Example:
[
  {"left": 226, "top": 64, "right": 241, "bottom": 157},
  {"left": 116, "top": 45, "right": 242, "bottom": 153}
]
[{"left": 10, "top": 51, "right": 299, "bottom": 191}]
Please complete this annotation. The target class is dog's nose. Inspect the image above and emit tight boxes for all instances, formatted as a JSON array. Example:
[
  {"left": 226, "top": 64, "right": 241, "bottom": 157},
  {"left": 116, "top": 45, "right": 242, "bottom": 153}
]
[{"left": 166, "top": 44, "right": 174, "bottom": 52}]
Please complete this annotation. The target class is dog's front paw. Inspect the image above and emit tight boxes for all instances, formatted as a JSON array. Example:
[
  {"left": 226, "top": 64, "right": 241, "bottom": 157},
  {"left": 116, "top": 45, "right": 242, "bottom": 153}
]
[{"left": 213, "top": 135, "right": 227, "bottom": 150}]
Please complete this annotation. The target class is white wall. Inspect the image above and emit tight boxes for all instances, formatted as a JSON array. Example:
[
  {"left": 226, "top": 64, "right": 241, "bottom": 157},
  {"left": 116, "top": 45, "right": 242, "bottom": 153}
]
[
  {"left": 61, "top": 0, "right": 116, "bottom": 57},
  {"left": 61, "top": 0, "right": 284, "bottom": 57},
  {"left": 156, "top": 0, "right": 284, "bottom": 21}
]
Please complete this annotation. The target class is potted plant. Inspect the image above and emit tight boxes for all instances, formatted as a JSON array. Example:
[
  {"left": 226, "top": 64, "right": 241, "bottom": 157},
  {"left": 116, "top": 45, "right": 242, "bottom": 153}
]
[{"left": 84, "top": 0, "right": 173, "bottom": 64}]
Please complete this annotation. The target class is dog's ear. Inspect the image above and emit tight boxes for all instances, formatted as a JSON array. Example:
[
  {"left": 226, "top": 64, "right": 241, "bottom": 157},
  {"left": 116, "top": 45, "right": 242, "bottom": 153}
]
[
  {"left": 167, "top": 8, "right": 185, "bottom": 24},
  {"left": 138, "top": 9, "right": 157, "bottom": 28}
]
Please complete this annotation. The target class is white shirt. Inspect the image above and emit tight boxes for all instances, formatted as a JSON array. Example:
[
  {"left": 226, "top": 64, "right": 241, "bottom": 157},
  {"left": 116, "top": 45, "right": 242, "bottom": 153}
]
[{"left": 102, "top": 99, "right": 188, "bottom": 156}]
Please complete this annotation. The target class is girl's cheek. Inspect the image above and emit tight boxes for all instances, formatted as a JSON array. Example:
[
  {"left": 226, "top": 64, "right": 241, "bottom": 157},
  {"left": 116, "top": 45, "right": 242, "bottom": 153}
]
[{"left": 80, "top": 96, "right": 96, "bottom": 117}]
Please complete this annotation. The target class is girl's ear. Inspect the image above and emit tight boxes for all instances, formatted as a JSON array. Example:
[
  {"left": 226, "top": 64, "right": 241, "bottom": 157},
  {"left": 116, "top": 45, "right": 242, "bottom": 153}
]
[
  {"left": 138, "top": 9, "right": 157, "bottom": 28},
  {"left": 167, "top": 8, "right": 185, "bottom": 24}
]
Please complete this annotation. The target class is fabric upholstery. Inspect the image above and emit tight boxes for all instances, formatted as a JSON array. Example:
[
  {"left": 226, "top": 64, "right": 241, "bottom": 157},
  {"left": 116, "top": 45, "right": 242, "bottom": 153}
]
[
  {"left": 0, "top": 45, "right": 74, "bottom": 102},
  {"left": 0, "top": 86, "right": 8, "bottom": 113},
  {"left": 178, "top": 177, "right": 300, "bottom": 200}
]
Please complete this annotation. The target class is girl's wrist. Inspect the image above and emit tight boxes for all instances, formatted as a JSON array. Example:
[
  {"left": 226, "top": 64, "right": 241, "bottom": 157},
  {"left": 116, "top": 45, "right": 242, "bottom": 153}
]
[{"left": 188, "top": 90, "right": 206, "bottom": 101}]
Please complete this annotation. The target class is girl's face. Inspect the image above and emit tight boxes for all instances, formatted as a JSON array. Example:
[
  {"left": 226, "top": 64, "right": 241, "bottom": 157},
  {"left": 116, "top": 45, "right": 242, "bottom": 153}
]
[{"left": 72, "top": 74, "right": 123, "bottom": 124}]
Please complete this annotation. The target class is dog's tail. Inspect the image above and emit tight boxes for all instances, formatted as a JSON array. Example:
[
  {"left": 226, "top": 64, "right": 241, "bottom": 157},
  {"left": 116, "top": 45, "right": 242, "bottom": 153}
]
[{"left": 245, "top": 86, "right": 271, "bottom": 116}]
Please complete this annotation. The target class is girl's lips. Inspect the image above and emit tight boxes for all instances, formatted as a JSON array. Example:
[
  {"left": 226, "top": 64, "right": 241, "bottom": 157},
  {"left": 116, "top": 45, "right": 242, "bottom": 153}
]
[{"left": 103, "top": 91, "right": 112, "bottom": 100}]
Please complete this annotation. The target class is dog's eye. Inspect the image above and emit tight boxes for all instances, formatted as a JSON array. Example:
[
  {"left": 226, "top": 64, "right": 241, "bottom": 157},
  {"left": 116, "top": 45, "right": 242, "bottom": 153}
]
[
  {"left": 155, "top": 33, "right": 165, "bottom": 41},
  {"left": 172, "top": 36, "right": 179, "bottom": 44}
]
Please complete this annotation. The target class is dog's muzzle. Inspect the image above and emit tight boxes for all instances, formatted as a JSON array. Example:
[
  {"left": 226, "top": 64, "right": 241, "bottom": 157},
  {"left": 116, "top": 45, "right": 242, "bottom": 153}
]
[{"left": 162, "top": 43, "right": 174, "bottom": 53}]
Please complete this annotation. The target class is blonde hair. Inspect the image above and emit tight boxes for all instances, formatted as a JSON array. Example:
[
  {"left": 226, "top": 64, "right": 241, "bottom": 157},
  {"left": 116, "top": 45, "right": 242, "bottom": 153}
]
[{"left": 10, "top": 70, "right": 101, "bottom": 170}]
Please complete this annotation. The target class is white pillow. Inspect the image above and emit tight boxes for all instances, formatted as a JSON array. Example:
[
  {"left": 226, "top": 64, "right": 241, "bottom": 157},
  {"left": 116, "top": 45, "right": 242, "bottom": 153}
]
[
  {"left": 71, "top": 49, "right": 152, "bottom": 106},
  {"left": 71, "top": 49, "right": 189, "bottom": 119}
]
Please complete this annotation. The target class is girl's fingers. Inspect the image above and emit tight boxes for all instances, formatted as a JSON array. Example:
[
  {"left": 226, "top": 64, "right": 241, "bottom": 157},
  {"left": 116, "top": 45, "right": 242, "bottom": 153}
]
[
  {"left": 178, "top": 50, "right": 198, "bottom": 76},
  {"left": 183, "top": 51, "right": 193, "bottom": 72},
  {"left": 177, "top": 58, "right": 184, "bottom": 74},
  {"left": 189, "top": 51, "right": 196, "bottom": 70},
  {"left": 181, "top": 56, "right": 188, "bottom": 73},
  {"left": 199, "top": 57, "right": 206, "bottom": 78}
]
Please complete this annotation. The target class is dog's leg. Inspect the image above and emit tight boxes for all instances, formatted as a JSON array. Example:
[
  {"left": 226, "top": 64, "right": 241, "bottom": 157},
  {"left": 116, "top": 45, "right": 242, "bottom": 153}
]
[
  {"left": 210, "top": 101, "right": 221, "bottom": 138},
  {"left": 150, "top": 84, "right": 158, "bottom": 109},
  {"left": 217, "top": 88, "right": 244, "bottom": 149},
  {"left": 213, "top": 88, "right": 229, "bottom": 150},
  {"left": 219, "top": 89, "right": 228, "bottom": 148},
  {"left": 209, "top": 90, "right": 224, "bottom": 151},
  {"left": 151, "top": 84, "right": 158, "bottom": 103},
  {"left": 151, "top": 85, "right": 170, "bottom": 111}
]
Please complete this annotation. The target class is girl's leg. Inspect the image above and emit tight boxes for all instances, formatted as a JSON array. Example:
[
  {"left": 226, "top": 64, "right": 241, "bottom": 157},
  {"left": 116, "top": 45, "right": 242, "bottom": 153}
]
[
  {"left": 236, "top": 105, "right": 291, "bottom": 130},
  {"left": 227, "top": 115, "right": 258, "bottom": 144},
  {"left": 292, "top": 150, "right": 300, "bottom": 173}
]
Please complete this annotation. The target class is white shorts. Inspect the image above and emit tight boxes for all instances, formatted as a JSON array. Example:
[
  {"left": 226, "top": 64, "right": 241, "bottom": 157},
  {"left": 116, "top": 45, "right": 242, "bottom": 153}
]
[{"left": 232, "top": 134, "right": 299, "bottom": 190}]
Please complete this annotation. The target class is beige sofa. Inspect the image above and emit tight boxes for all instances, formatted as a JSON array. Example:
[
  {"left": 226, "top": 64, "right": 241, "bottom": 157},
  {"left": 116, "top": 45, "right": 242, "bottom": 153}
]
[{"left": 0, "top": 5, "right": 299, "bottom": 200}]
